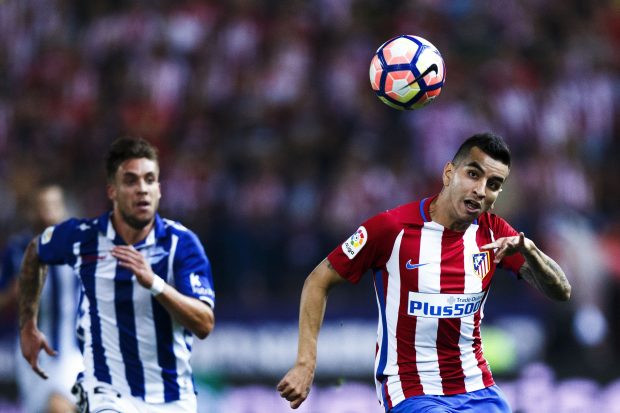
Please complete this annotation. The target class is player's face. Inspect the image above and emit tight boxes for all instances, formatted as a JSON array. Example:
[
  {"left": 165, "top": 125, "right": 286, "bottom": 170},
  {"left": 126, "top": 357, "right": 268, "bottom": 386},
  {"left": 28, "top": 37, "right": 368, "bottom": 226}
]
[
  {"left": 107, "top": 158, "right": 161, "bottom": 230},
  {"left": 442, "top": 147, "right": 509, "bottom": 224}
]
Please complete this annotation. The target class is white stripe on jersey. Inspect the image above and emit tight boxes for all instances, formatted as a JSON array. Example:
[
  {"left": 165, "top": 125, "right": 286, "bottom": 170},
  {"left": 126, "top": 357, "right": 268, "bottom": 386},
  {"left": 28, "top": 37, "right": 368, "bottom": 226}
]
[
  {"left": 386, "top": 375, "right": 405, "bottom": 406},
  {"left": 415, "top": 222, "right": 444, "bottom": 394},
  {"left": 381, "top": 230, "right": 405, "bottom": 405},
  {"left": 169, "top": 234, "right": 195, "bottom": 396},
  {"left": 133, "top": 265, "right": 164, "bottom": 401},
  {"left": 74, "top": 241, "right": 94, "bottom": 376},
  {"left": 460, "top": 224, "right": 486, "bottom": 392},
  {"left": 165, "top": 234, "right": 177, "bottom": 284},
  {"left": 95, "top": 234, "right": 131, "bottom": 395}
]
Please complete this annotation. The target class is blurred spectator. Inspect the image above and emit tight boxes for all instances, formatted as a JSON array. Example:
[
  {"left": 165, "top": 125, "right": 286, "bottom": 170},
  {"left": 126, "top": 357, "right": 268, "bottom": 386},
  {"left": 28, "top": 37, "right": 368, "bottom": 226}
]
[{"left": 0, "top": 185, "right": 82, "bottom": 412}]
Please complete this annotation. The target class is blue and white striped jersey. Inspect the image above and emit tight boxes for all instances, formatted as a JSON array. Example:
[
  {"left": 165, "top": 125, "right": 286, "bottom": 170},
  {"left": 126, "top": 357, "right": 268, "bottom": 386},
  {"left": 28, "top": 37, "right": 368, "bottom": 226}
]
[{"left": 37, "top": 212, "right": 215, "bottom": 403}]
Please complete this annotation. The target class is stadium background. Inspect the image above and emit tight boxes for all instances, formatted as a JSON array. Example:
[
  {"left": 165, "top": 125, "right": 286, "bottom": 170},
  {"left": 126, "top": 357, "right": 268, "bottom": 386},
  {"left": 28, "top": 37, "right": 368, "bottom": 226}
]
[{"left": 0, "top": 0, "right": 618, "bottom": 412}]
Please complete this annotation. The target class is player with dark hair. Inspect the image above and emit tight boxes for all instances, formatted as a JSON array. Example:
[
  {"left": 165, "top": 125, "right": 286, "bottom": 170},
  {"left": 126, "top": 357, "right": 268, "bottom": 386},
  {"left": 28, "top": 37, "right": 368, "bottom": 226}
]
[
  {"left": 0, "top": 184, "right": 82, "bottom": 413},
  {"left": 18, "top": 137, "right": 215, "bottom": 413},
  {"left": 278, "top": 132, "right": 571, "bottom": 412}
]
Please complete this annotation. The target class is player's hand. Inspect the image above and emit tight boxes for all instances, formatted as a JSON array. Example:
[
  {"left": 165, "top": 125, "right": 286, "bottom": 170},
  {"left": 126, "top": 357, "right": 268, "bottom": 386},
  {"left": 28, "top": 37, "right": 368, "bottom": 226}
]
[
  {"left": 19, "top": 320, "right": 56, "bottom": 379},
  {"left": 277, "top": 364, "right": 315, "bottom": 409},
  {"left": 111, "top": 245, "right": 155, "bottom": 289},
  {"left": 481, "top": 232, "right": 532, "bottom": 263}
]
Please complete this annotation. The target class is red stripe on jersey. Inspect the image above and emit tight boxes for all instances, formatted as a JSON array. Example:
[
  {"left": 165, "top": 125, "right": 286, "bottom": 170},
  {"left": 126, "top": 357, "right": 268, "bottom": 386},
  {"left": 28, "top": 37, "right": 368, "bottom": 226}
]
[
  {"left": 398, "top": 227, "right": 424, "bottom": 398},
  {"left": 437, "top": 231, "right": 467, "bottom": 394},
  {"left": 472, "top": 307, "right": 494, "bottom": 387},
  {"left": 474, "top": 226, "right": 496, "bottom": 386}
]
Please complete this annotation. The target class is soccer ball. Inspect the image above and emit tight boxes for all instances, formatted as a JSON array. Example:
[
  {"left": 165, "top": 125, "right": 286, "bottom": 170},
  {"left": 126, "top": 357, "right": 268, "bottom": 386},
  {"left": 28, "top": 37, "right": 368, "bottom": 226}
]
[{"left": 369, "top": 35, "right": 446, "bottom": 110}]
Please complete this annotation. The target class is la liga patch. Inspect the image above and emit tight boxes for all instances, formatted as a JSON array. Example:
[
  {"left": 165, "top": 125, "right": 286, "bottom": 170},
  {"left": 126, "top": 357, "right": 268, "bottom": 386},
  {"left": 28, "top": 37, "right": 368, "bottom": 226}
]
[
  {"left": 40, "top": 226, "right": 55, "bottom": 245},
  {"left": 342, "top": 226, "right": 368, "bottom": 259}
]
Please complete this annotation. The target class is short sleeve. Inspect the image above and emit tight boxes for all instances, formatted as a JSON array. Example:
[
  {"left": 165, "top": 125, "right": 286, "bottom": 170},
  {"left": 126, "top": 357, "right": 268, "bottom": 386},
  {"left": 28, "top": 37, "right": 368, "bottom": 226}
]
[
  {"left": 37, "top": 218, "right": 80, "bottom": 265},
  {"left": 173, "top": 231, "right": 215, "bottom": 308},
  {"left": 490, "top": 214, "right": 525, "bottom": 275},
  {"left": 327, "top": 211, "right": 401, "bottom": 284}
]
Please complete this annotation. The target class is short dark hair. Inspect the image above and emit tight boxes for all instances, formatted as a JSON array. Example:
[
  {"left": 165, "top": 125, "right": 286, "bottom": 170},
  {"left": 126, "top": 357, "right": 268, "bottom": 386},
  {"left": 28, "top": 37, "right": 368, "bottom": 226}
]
[
  {"left": 105, "top": 137, "right": 159, "bottom": 182},
  {"left": 452, "top": 132, "right": 511, "bottom": 168}
]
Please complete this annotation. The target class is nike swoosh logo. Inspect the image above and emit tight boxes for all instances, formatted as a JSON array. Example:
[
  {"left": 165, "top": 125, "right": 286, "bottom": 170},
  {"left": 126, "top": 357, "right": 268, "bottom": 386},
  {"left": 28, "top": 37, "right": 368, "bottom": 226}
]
[
  {"left": 401, "top": 63, "right": 439, "bottom": 90},
  {"left": 406, "top": 260, "right": 429, "bottom": 270}
]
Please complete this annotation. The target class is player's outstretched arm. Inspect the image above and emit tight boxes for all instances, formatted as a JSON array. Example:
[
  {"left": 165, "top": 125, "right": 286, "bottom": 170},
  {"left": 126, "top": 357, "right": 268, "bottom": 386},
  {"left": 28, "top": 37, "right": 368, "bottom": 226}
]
[
  {"left": 482, "top": 232, "right": 571, "bottom": 301},
  {"left": 111, "top": 245, "right": 214, "bottom": 339},
  {"left": 18, "top": 237, "right": 56, "bottom": 379},
  {"left": 277, "top": 258, "right": 345, "bottom": 409}
]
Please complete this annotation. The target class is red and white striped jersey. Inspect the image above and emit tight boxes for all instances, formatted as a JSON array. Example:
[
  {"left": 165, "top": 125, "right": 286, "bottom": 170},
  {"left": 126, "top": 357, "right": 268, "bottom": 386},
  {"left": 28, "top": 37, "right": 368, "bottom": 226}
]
[{"left": 327, "top": 196, "right": 524, "bottom": 410}]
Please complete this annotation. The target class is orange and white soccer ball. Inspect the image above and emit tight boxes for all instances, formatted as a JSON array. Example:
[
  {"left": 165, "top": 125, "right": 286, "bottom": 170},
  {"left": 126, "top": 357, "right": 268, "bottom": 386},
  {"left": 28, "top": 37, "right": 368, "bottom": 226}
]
[{"left": 369, "top": 35, "right": 446, "bottom": 110}]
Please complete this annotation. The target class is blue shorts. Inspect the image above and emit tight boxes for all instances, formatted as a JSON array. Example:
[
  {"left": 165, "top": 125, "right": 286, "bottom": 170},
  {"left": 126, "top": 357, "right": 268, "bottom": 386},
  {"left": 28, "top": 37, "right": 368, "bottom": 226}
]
[{"left": 389, "top": 385, "right": 511, "bottom": 413}]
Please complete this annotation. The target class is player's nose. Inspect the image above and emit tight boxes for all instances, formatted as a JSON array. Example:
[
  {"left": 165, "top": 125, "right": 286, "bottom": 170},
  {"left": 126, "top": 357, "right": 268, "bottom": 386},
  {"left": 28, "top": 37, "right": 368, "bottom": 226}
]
[
  {"left": 136, "top": 178, "right": 148, "bottom": 193},
  {"left": 472, "top": 181, "right": 486, "bottom": 199}
]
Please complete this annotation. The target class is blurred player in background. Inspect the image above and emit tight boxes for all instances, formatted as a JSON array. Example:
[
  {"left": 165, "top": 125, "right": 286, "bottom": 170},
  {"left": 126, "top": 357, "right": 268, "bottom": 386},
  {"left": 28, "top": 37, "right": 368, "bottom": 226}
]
[
  {"left": 0, "top": 184, "right": 82, "bottom": 413},
  {"left": 278, "top": 133, "right": 571, "bottom": 412},
  {"left": 17, "top": 137, "right": 215, "bottom": 413}
]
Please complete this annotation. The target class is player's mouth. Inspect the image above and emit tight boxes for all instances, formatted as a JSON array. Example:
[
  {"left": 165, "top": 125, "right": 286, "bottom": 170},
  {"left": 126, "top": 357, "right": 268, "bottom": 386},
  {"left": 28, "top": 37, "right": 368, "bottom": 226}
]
[
  {"left": 463, "top": 199, "right": 481, "bottom": 214},
  {"left": 135, "top": 200, "right": 151, "bottom": 212}
]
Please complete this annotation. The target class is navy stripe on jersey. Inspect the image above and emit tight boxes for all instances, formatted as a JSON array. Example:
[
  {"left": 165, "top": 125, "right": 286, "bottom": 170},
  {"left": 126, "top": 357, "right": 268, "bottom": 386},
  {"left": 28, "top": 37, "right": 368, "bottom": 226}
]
[
  {"left": 74, "top": 275, "right": 82, "bottom": 348},
  {"left": 77, "top": 325, "right": 85, "bottom": 354},
  {"left": 49, "top": 266, "right": 60, "bottom": 351},
  {"left": 79, "top": 235, "right": 111, "bottom": 383},
  {"left": 151, "top": 235, "right": 179, "bottom": 402},
  {"left": 115, "top": 264, "right": 145, "bottom": 398},
  {"left": 152, "top": 298, "right": 179, "bottom": 401},
  {"left": 184, "top": 331, "right": 193, "bottom": 352}
]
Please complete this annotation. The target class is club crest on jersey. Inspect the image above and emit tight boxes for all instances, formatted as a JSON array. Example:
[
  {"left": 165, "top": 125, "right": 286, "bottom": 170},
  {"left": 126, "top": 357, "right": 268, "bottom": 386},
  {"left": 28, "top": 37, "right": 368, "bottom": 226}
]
[
  {"left": 472, "top": 251, "right": 490, "bottom": 279},
  {"left": 342, "top": 226, "right": 367, "bottom": 259},
  {"left": 41, "top": 226, "right": 55, "bottom": 245}
]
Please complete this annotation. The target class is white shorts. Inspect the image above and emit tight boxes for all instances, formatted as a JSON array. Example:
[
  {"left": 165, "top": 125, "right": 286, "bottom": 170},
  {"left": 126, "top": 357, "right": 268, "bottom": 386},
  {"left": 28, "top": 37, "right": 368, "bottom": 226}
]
[
  {"left": 15, "top": 345, "right": 83, "bottom": 413},
  {"left": 74, "top": 380, "right": 198, "bottom": 413}
]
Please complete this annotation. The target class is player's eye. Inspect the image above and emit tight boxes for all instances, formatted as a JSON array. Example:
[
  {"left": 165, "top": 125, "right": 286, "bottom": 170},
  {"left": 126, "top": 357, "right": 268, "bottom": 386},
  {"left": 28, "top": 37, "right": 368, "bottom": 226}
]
[
  {"left": 488, "top": 181, "right": 501, "bottom": 191},
  {"left": 468, "top": 170, "right": 478, "bottom": 178}
]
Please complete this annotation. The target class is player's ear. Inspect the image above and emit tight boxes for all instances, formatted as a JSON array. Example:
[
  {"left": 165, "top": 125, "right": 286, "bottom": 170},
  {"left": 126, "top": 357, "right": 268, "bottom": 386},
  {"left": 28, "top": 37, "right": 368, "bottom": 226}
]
[
  {"left": 442, "top": 162, "right": 454, "bottom": 186},
  {"left": 106, "top": 182, "right": 116, "bottom": 201}
]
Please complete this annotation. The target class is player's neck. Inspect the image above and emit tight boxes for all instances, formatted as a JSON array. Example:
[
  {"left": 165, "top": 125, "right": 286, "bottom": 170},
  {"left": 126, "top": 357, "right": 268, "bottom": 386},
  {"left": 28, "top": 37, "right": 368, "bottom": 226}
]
[
  {"left": 430, "top": 194, "right": 472, "bottom": 232},
  {"left": 111, "top": 213, "right": 154, "bottom": 245}
]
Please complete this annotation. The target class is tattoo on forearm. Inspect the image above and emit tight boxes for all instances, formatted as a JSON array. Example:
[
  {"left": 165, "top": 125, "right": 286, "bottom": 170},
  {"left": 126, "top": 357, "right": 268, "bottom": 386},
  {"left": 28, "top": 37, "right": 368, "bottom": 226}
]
[
  {"left": 521, "top": 252, "right": 570, "bottom": 301},
  {"left": 18, "top": 239, "right": 47, "bottom": 329}
]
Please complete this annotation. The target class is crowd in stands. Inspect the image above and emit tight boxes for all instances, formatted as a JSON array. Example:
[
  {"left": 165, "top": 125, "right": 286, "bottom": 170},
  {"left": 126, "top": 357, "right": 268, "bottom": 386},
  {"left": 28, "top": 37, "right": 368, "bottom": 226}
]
[{"left": 0, "top": 0, "right": 618, "bottom": 379}]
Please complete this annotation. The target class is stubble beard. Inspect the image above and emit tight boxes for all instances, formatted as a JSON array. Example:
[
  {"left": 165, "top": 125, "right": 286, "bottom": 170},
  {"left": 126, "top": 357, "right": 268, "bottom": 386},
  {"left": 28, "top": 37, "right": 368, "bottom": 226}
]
[{"left": 120, "top": 209, "right": 153, "bottom": 230}]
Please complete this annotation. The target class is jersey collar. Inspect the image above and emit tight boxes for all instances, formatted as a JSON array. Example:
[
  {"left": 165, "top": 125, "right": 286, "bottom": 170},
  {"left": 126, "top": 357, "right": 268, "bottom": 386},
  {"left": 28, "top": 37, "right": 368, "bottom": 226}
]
[
  {"left": 419, "top": 196, "right": 436, "bottom": 223},
  {"left": 97, "top": 211, "right": 166, "bottom": 246},
  {"left": 419, "top": 195, "right": 479, "bottom": 226}
]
